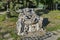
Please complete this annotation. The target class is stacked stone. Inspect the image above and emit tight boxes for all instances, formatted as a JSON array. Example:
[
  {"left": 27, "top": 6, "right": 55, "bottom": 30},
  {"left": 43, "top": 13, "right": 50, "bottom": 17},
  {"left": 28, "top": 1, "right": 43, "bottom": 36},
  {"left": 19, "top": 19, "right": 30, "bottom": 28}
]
[{"left": 16, "top": 8, "right": 44, "bottom": 36}]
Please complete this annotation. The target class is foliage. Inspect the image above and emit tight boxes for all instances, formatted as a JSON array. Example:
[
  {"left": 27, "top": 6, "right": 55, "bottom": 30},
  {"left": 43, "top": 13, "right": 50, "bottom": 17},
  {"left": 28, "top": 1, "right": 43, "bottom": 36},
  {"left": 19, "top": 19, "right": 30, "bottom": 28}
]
[
  {"left": 0, "top": 2, "right": 5, "bottom": 9},
  {"left": 53, "top": 0, "right": 60, "bottom": 3},
  {"left": 10, "top": 2, "right": 13, "bottom": 10},
  {"left": 38, "top": 3, "right": 44, "bottom": 9},
  {"left": 0, "top": 0, "right": 60, "bottom": 10},
  {"left": 10, "top": 11, "right": 18, "bottom": 17}
]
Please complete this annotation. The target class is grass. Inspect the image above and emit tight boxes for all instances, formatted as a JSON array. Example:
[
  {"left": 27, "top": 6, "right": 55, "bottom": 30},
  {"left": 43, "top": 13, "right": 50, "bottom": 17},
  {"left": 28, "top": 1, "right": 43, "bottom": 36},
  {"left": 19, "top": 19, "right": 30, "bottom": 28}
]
[
  {"left": 0, "top": 13, "right": 19, "bottom": 40},
  {"left": 57, "top": 37, "right": 60, "bottom": 40},
  {"left": 0, "top": 14, "right": 6, "bottom": 21},
  {"left": 41, "top": 10, "right": 60, "bottom": 31},
  {"left": 46, "top": 25, "right": 60, "bottom": 31},
  {"left": 8, "top": 17, "right": 18, "bottom": 22},
  {"left": 41, "top": 10, "right": 60, "bottom": 19}
]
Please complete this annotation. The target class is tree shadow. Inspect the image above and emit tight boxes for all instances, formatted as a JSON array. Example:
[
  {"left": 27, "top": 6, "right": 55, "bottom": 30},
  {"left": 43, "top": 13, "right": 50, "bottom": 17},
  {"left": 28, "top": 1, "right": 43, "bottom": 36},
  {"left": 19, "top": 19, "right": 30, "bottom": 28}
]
[
  {"left": 0, "top": 9, "right": 6, "bottom": 12},
  {"left": 7, "top": 15, "right": 17, "bottom": 18},
  {"left": 35, "top": 9, "right": 49, "bottom": 16},
  {"left": 42, "top": 18, "right": 50, "bottom": 29}
]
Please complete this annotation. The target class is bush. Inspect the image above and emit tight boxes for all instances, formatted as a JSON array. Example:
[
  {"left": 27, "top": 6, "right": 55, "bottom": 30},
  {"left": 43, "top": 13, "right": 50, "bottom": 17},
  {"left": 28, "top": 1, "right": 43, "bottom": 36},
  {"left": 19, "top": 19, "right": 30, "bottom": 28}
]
[
  {"left": 0, "top": 2, "right": 4, "bottom": 9},
  {"left": 0, "top": 2, "right": 6, "bottom": 10}
]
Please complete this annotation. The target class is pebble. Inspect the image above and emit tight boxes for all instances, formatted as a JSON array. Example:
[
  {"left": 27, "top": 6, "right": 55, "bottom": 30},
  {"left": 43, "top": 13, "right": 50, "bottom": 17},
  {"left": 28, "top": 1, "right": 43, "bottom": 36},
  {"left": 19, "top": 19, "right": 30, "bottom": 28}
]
[
  {"left": 3, "top": 33, "right": 11, "bottom": 38},
  {"left": 52, "top": 31, "right": 58, "bottom": 35},
  {"left": 8, "top": 38, "right": 14, "bottom": 40}
]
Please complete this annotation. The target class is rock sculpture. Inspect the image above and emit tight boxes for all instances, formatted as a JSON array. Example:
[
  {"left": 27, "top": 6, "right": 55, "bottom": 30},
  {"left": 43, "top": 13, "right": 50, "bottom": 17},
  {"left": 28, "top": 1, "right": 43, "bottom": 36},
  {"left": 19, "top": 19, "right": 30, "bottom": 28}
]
[{"left": 16, "top": 8, "right": 45, "bottom": 37}]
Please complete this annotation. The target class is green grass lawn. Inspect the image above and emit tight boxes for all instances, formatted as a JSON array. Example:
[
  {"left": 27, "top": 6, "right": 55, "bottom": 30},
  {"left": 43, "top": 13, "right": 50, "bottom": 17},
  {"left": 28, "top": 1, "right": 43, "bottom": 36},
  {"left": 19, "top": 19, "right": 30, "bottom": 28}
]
[
  {"left": 0, "top": 14, "right": 6, "bottom": 21},
  {"left": 0, "top": 14, "right": 20, "bottom": 40},
  {"left": 41, "top": 10, "right": 60, "bottom": 31}
]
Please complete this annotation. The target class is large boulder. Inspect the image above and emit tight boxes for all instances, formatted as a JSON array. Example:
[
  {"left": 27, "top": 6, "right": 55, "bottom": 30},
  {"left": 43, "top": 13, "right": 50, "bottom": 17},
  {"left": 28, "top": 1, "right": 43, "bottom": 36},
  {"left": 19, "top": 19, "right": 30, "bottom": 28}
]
[{"left": 16, "top": 8, "right": 45, "bottom": 36}]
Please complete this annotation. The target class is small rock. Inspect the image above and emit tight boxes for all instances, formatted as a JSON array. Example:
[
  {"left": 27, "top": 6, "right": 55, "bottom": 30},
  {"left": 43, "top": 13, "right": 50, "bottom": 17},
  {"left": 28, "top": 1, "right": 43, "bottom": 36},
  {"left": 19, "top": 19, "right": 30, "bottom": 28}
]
[
  {"left": 4, "top": 33, "right": 11, "bottom": 38},
  {"left": 8, "top": 38, "right": 14, "bottom": 40},
  {"left": 32, "top": 37, "right": 35, "bottom": 40},
  {"left": 43, "top": 35, "right": 48, "bottom": 39},
  {"left": 57, "top": 29, "right": 60, "bottom": 33},
  {"left": 0, "top": 29, "right": 6, "bottom": 33},
  {"left": 28, "top": 38, "right": 32, "bottom": 40},
  {"left": 39, "top": 37, "right": 43, "bottom": 40},
  {"left": 52, "top": 31, "right": 58, "bottom": 35},
  {"left": 48, "top": 33, "right": 53, "bottom": 37},
  {"left": 46, "top": 32, "right": 53, "bottom": 35}
]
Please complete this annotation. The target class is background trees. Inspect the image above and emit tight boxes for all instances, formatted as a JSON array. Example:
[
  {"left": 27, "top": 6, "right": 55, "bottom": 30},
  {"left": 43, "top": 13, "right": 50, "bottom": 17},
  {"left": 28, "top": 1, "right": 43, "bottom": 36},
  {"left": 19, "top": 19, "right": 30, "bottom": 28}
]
[{"left": 0, "top": 0, "right": 60, "bottom": 11}]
